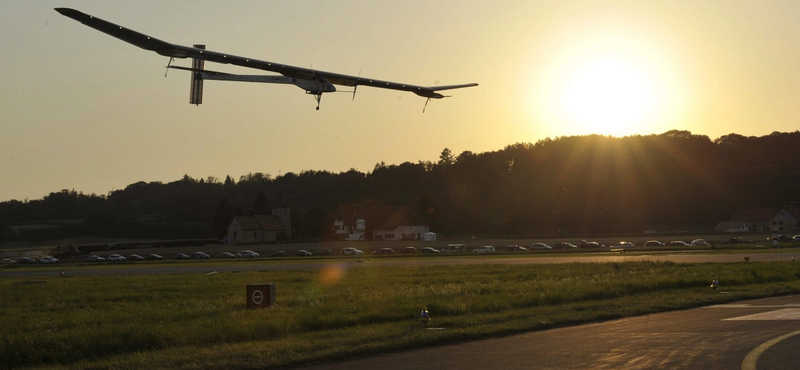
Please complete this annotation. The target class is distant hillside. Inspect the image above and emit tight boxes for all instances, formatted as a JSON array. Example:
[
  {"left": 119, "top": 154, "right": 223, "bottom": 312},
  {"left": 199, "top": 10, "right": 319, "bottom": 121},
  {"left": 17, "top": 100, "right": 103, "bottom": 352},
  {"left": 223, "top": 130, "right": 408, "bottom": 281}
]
[{"left": 2, "top": 130, "right": 799, "bottom": 242}]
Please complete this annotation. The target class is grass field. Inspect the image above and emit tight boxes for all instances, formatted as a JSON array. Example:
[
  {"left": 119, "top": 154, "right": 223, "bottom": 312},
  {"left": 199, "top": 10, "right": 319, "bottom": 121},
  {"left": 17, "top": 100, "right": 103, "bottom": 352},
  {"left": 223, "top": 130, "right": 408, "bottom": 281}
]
[{"left": 2, "top": 260, "right": 800, "bottom": 370}]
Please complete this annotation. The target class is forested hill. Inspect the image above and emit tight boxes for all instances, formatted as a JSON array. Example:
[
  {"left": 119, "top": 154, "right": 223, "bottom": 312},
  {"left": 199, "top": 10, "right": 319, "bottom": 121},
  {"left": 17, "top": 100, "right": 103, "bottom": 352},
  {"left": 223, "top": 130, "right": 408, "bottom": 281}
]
[{"left": 2, "top": 130, "right": 800, "bottom": 241}]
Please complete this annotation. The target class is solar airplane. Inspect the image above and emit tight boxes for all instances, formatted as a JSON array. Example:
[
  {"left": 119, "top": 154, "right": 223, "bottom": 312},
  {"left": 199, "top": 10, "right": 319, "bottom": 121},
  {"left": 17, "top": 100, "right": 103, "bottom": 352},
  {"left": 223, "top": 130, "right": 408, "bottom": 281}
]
[{"left": 55, "top": 8, "right": 478, "bottom": 111}]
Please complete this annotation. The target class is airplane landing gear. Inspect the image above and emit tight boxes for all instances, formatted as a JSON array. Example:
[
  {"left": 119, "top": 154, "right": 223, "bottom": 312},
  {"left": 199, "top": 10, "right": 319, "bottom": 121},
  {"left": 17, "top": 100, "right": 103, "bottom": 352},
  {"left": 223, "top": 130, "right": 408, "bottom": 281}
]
[{"left": 313, "top": 93, "right": 322, "bottom": 110}]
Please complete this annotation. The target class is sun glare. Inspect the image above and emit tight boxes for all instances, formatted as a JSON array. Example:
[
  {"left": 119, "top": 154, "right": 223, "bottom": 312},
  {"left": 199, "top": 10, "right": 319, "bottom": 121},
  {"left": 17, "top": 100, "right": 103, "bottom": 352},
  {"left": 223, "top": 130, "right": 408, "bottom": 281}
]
[
  {"left": 531, "top": 23, "right": 684, "bottom": 138},
  {"left": 559, "top": 59, "right": 655, "bottom": 136}
]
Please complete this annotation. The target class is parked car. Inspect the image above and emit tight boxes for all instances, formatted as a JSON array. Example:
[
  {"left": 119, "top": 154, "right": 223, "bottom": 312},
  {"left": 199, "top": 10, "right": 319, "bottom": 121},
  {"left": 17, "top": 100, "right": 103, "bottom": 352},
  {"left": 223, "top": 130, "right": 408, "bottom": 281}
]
[
  {"left": 237, "top": 250, "right": 260, "bottom": 258},
  {"left": 145, "top": 254, "right": 163, "bottom": 261},
  {"left": 173, "top": 253, "right": 190, "bottom": 260},
  {"left": 420, "top": 247, "right": 440, "bottom": 254},
  {"left": 1, "top": 258, "right": 17, "bottom": 264},
  {"left": 40, "top": 256, "right": 59, "bottom": 264},
  {"left": 295, "top": 250, "right": 312, "bottom": 257},
  {"left": 691, "top": 239, "right": 711, "bottom": 246},
  {"left": 128, "top": 254, "right": 145, "bottom": 261},
  {"left": 669, "top": 241, "right": 691, "bottom": 247},
  {"left": 268, "top": 251, "right": 287, "bottom": 257},
  {"left": 400, "top": 247, "right": 418, "bottom": 254},
  {"left": 644, "top": 240, "right": 665, "bottom": 247},
  {"left": 441, "top": 244, "right": 467, "bottom": 253},
  {"left": 505, "top": 245, "right": 527, "bottom": 251},
  {"left": 473, "top": 246, "right": 496, "bottom": 253},
  {"left": 18, "top": 257, "right": 37, "bottom": 264},
  {"left": 108, "top": 254, "right": 127, "bottom": 262},
  {"left": 614, "top": 241, "right": 636, "bottom": 248},
  {"left": 312, "top": 249, "right": 333, "bottom": 256},
  {"left": 87, "top": 255, "right": 105, "bottom": 262},
  {"left": 218, "top": 252, "right": 236, "bottom": 258},
  {"left": 374, "top": 248, "right": 394, "bottom": 255},
  {"left": 342, "top": 247, "right": 363, "bottom": 255},
  {"left": 529, "top": 243, "right": 553, "bottom": 250},
  {"left": 191, "top": 252, "right": 210, "bottom": 259},
  {"left": 580, "top": 241, "right": 602, "bottom": 248},
  {"left": 793, "top": 235, "right": 800, "bottom": 242},
  {"left": 554, "top": 242, "right": 578, "bottom": 249}
]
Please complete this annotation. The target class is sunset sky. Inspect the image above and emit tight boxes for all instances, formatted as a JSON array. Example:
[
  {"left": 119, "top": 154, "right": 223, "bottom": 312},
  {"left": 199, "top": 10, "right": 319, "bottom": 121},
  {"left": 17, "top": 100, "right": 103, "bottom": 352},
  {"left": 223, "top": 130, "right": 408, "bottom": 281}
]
[{"left": 2, "top": 1, "right": 800, "bottom": 202}]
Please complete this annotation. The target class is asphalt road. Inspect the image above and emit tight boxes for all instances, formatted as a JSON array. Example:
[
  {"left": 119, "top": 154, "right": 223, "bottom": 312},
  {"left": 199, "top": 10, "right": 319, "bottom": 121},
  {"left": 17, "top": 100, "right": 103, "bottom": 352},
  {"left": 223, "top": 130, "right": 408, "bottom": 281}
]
[
  {"left": 298, "top": 294, "right": 800, "bottom": 370},
  {"left": 1, "top": 251, "right": 798, "bottom": 278}
]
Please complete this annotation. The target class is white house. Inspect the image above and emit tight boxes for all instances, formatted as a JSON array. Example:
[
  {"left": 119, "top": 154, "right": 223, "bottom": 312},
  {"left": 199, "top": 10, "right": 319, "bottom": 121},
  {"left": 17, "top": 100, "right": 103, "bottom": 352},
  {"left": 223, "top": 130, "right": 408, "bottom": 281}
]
[
  {"left": 723, "top": 207, "right": 799, "bottom": 233},
  {"left": 332, "top": 218, "right": 366, "bottom": 241},
  {"left": 332, "top": 205, "right": 430, "bottom": 241},
  {"left": 769, "top": 208, "right": 799, "bottom": 232}
]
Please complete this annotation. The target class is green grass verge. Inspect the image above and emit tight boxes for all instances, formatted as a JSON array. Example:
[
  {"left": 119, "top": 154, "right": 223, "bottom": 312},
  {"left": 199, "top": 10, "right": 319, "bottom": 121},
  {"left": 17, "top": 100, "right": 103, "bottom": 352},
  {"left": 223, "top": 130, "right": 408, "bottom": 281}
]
[{"left": 2, "top": 260, "right": 800, "bottom": 370}]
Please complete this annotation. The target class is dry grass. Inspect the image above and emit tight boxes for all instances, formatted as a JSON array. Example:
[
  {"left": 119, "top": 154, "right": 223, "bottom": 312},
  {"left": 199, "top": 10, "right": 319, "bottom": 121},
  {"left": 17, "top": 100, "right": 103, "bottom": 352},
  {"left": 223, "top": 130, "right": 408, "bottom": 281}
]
[{"left": 2, "top": 260, "right": 799, "bottom": 369}]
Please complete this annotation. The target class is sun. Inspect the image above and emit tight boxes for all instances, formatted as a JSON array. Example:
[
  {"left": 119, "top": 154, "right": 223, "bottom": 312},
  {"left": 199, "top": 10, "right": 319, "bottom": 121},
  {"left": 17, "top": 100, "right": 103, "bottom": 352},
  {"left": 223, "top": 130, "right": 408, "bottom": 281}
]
[{"left": 559, "top": 59, "right": 655, "bottom": 136}]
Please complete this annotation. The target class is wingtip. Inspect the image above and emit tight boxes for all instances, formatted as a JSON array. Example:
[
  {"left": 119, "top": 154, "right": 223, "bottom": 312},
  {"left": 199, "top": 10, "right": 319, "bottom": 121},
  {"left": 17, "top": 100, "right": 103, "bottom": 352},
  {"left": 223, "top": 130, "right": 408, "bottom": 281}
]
[{"left": 54, "top": 8, "right": 81, "bottom": 18}]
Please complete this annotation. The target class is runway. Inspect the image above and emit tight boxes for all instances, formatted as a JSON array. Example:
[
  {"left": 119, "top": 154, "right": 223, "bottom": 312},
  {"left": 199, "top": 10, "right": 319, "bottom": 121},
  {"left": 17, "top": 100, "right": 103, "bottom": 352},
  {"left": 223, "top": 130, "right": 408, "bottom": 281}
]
[
  {"left": 298, "top": 294, "right": 800, "bottom": 370},
  {"left": 1, "top": 251, "right": 797, "bottom": 279}
]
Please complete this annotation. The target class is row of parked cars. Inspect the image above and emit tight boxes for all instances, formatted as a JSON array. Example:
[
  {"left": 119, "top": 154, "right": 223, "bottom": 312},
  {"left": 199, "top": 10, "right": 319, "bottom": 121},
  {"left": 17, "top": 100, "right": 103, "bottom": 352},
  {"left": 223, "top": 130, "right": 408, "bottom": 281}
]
[
  {"left": 1, "top": 256, "right": 60, "bottom": 264},
  {"left": 767, "top": 235, "right": 800, "bottom": 242},
  {"left": 84, "top": 250, "right": 276, "bottom": 262},
  {"left": 321, "top": 239, "right": 714, "bottom": 256},
  {"left": 1, "top": 238, "right": 725, "bottom": 266},
  {"left": 516, "top": 239, "right": 712, "bottom": 250},
  {"left": 242, "top": 249, "right": 333, "bottom": 257},
  {"left": 397, "top": 239, "right": 715, "bottom": 254},
  {"left": 84, "top": 249, "right": 337, "bottom": 262},
  {"left": 336, "top": 244, "right": 499, "bottom": 255}
]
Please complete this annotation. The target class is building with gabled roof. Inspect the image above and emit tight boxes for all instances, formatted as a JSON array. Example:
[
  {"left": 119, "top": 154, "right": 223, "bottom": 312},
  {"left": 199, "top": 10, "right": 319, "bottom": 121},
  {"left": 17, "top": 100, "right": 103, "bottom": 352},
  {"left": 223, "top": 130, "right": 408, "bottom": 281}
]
[
  {"left": 721, "top": 206, "right": 798, "bottom": 232},
  {"left": 227, "top": 209, "right": 291, "bottom": 245}
]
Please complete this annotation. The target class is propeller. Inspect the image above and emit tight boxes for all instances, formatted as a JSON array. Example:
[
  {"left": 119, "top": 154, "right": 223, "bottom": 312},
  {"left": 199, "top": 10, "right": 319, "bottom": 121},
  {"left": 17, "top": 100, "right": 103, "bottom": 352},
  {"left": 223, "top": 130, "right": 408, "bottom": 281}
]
[
  {"left": 353, "top": 68, "right": 361, "bottom": 100},
  {"left": 165, "top": 57, "right": 174, "bottom": 77}
]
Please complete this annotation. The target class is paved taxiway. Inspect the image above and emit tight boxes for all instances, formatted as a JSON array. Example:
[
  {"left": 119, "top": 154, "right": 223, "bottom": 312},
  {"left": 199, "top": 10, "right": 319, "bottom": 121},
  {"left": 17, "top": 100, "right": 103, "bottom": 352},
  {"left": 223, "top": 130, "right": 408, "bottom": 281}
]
[
  {"left": 1, "top": 251, "right": 797, "bottom": 279},
  {"left": 299, "top": 295, "right": 800, "bottom": 370}
]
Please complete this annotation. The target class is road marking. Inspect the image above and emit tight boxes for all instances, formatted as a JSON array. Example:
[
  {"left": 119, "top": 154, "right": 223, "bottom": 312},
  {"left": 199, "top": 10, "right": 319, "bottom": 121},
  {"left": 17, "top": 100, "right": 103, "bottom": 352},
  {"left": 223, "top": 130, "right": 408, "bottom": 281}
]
[
  {"left": 724, "top": 309, "right": 800, "bottom": 321},
  {"left": 706, "top": 304, "right": 800, "bottom": 309},
  {"left": 741, "top": 330, "right": 800, "bottom": 370}
]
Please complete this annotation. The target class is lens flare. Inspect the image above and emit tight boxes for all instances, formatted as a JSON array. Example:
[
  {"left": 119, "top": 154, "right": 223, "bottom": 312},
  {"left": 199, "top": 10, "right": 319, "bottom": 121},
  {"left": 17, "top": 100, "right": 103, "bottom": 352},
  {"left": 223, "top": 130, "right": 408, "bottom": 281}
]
[{"left": 318, "top": 263, "right": 347, "bottom": 286}]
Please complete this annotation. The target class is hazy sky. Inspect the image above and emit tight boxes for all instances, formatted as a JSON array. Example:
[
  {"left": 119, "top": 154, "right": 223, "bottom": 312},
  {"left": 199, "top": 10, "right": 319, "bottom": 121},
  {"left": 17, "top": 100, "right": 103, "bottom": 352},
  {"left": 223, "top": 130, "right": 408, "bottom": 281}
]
[{"left": 3, "top": 1, "right": 800, "bottom": 202}]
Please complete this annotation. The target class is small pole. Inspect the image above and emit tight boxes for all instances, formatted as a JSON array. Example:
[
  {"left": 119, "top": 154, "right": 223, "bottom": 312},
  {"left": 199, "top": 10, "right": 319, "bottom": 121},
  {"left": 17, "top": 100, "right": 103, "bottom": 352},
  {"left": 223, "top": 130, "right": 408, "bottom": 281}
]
[{"left": 420, "top": 307, "right": 430, "bottom": 326}]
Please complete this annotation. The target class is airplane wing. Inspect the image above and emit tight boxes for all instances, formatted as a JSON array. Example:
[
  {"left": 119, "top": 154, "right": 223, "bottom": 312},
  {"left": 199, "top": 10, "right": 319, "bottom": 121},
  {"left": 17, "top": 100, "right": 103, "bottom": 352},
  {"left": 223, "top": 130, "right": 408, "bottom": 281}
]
[{"left": 54, "top": 8, "right": 477, "bottom": 99}]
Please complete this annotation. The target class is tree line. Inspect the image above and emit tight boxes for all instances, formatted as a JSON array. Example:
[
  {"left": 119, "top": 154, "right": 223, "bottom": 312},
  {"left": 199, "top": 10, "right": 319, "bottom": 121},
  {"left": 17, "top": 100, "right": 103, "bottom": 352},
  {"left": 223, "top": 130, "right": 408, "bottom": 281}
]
[{"left": 2, "top": 130, "right": 800, "bottom": 243}]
